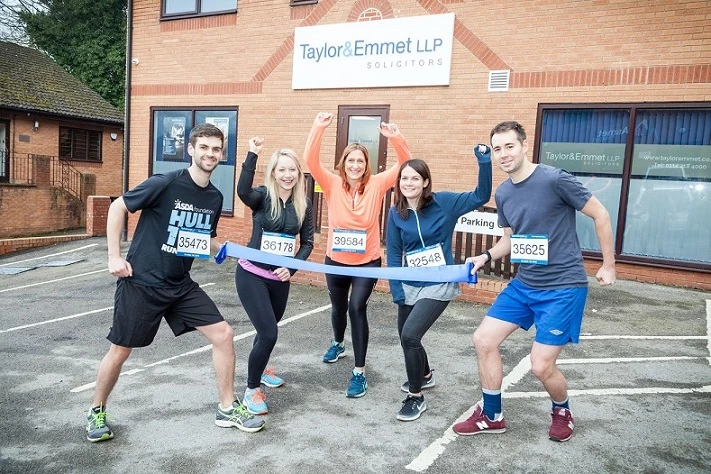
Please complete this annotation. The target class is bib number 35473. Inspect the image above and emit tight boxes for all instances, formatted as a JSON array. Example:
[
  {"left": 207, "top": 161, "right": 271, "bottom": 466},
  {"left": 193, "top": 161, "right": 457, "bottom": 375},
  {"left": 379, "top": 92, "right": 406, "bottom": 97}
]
[
  {"left": 176, "top": 228, "right": 211, "bottom": 259},
  {"left": 510, "top": 234, "right": 548, "bottom": 265}
]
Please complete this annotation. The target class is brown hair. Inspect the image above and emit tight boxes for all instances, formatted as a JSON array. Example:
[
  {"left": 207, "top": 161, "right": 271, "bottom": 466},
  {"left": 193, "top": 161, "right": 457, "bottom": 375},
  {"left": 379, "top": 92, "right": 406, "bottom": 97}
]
[
  {"left": 489, "top": 121, "right": 527, "bottom": 144},
  {"left": 189, "top": 123, "right": 225, "bottom": 148},
  {"left": 336, "top": 143, "right": 371, "bottom": 194},
  {"left": 393, "top": 159, "right": 434, "bottom": 219}
]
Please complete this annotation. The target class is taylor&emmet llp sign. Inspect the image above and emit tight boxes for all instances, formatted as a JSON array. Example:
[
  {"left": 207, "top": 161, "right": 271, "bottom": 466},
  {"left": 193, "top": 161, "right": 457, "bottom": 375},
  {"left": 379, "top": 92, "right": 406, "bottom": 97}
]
[{"left": 292, "top": 13, "right": 455, "bottom": 90}]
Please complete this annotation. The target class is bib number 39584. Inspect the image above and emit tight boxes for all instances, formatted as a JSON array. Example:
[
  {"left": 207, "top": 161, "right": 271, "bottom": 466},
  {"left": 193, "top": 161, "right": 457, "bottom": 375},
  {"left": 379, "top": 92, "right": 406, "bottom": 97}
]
[
  {"left": 176, "top": 228, "right": 211, "bottom": 259},
  {"left": 510, "top": 234, "right": 548, "bottom": 265},
  {"left": 332, "top": 229, "right": 366, "bottom": 253}
]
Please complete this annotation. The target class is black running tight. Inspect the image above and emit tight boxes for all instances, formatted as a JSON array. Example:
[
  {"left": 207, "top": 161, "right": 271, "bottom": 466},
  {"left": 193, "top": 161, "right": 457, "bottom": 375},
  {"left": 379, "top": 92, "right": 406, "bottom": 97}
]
[
  {"left": 325, "top": 256, "right": 380, "bottom": 368},
  {"left": 235, "top": 265, "right": 290, "bottom": 389}
]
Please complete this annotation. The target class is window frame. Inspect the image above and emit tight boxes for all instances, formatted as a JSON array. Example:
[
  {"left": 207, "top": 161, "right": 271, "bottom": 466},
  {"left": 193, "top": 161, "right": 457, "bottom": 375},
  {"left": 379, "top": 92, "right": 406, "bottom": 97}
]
[
  {"left": 290, "top": 0, "right": 318, "bottom": 6},
  {"left": 534, "top": 102, "right": 711, "bottom": 273},
  {"left": 161, "top": 0, "right": 237, "bottom": 20},
  {"left": 58, "top": 126, "right": 103, "bottom": 162},
  {"left": 149, "top": 106, "right": 238, "bottom": 216}
]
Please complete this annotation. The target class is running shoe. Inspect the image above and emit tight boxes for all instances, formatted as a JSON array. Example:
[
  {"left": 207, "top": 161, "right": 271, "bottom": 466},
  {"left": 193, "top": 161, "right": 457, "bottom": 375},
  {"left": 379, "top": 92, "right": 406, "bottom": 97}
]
[
  {"left": 453, "top": 405, "right": 506, "bottom": 435},
  {"left": 261, "top": 368, "right": 284, "bottom": 388},
  {"left": 323, "top": 341, "right": 346, "bottom": 363},
  {"left": 243, "top": 388, "right": 268, "bottom": 415},
  {"left": 346, "top": 371, "right": 368, "bottom": 398},
  {"left": 400, "top": 370, "right": 436, "bottom": 393},
  {"left": 397, "top": 394, "right": 427, "bottom": 421},
  {"left": 215, "top": 400, "right": 265, "bottom": 433},
  {"left": 549, "top": 407, "right": 574, "bottom": 442},
  {"left": 86, "top": 405, "right": 114, "bottom": 443}
]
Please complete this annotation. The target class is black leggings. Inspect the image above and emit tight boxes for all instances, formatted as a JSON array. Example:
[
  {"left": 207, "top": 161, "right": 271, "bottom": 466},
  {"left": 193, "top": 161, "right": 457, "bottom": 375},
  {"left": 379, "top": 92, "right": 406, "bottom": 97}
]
[
  {"left": 398, "top": 298, "right": 450, "bottom": 393},
  {"left": 235, "top": 265, "right": 290, "bottom": 389},
  {"left": 325, "top": 256, "right": 380, "bottom": 368}
]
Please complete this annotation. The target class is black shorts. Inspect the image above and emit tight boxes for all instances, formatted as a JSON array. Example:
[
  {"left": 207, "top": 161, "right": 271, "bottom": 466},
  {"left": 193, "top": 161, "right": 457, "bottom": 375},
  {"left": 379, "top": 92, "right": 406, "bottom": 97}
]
[{"left": 108, "top": 278, "right": 224, "bottom": 348}]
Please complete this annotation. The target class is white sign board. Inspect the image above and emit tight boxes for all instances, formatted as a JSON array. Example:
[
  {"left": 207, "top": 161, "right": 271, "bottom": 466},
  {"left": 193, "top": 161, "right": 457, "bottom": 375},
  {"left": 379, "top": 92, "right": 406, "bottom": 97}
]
[
  {"left": 454, "top": 211, "right": 504, "bottom": 236},
  {"left": 292, "top": 13, "right": 455, "bottom": 90}
]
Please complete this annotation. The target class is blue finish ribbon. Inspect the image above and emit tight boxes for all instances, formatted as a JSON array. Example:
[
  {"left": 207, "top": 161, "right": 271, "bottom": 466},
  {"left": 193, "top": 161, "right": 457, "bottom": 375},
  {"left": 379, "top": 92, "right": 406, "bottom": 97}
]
[{"left": 215, "top": 242, "right": 477, "bottom": 284}]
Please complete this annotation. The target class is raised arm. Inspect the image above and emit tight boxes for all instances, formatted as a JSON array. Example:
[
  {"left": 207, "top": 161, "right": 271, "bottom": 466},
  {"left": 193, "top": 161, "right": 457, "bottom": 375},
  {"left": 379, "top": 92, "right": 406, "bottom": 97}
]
[
  {"left": 377, "top": 122, "right": 413, "bottom": 190},
  {"left": 303, "top": 112, "right": 338, "bottom": 193},
  {"left": 237, "top": 137, "right": 265, "bottom": 210}
]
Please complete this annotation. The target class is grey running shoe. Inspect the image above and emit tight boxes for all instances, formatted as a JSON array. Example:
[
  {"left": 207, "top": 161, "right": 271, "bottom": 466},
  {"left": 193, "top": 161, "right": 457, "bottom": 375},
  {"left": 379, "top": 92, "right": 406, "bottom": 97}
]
[
  {"left": 397, "top": 394, "right": 427, "bottom": 421},
  {"left": 215, "top": 400, "right": 265, "bottom": 433},
  {"left": 86, "top": 405, "right": 114, "bottom": 442},
  {"left": 400, "top": 370, "right": 436, "bottom": 393}
]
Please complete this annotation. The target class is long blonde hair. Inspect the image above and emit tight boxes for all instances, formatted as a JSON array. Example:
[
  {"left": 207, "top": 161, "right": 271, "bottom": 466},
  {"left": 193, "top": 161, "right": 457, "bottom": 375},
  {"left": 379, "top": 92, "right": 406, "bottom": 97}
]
[{"left": 264, "top": 148, "right": 307, "bottom": 225}]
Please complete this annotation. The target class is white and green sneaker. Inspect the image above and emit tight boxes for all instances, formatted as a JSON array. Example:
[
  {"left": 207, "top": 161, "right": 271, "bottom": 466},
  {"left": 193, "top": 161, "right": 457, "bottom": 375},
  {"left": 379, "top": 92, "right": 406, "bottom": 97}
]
[
  {"left": 215, "top": 400, "right": 265, "bottom": 433},
  {"left": 86, "top": 405, "right": 114, "bottom": 442}
]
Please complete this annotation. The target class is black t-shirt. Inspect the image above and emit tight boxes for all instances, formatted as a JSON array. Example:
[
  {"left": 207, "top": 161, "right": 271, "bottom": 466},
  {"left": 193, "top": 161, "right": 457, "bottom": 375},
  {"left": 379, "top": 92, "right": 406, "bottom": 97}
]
[{"left": 123, "top": 169, "right": 223, "bottom": 287}]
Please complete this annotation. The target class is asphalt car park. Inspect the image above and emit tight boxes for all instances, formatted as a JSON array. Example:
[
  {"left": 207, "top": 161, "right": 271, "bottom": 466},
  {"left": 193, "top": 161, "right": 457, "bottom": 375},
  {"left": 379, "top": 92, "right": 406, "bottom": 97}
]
[{"left": 0, "top": 237, "right": 709, "bottom": 473}]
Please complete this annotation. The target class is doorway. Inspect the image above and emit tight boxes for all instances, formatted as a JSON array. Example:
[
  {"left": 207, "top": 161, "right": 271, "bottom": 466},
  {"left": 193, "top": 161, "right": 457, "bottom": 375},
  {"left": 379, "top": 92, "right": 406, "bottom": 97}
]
[
  {"left": 0, "top": 120, "right": 8, "bottom": 183},
  {"left": 335, "top": 105, "right": 390, "bottom": 173}
]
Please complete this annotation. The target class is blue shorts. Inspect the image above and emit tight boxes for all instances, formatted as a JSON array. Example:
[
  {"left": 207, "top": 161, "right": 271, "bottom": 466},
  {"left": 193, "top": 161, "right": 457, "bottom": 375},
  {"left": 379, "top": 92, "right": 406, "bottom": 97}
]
[{"left": 488, "top": 279, "right": 588, "bottom": 345}]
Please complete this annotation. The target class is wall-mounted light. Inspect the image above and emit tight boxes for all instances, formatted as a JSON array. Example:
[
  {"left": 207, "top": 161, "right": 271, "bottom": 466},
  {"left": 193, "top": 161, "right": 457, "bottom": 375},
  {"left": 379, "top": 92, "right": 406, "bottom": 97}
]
[
  {"left": 110, "top": 132, "right": 118, "bottom": 141},
  {"left": 32, "top": 120, "right": 39, "bottom": 131},
  {"left": 131, "top": 58, "right": 139, "bottom": 65}
]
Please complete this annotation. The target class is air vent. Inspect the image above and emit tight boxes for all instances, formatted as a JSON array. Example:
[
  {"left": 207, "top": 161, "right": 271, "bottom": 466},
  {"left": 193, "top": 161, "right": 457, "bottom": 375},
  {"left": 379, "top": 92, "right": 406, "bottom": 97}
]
[{"left": 488, "top": 70, "right": 510, "bottom": 92}]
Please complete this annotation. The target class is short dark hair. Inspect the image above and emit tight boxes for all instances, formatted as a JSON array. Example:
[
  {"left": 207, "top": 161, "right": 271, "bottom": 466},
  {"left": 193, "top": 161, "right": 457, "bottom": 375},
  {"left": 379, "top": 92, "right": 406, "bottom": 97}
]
[
  {"left": 189, "top": 123, "right": 224, "bottom": 148},
  {"left": 393, "top": 159, "right": 434, "bottom": 219},
  {"left": 490, "top": 121, "right": 527, "bottom": 144}
]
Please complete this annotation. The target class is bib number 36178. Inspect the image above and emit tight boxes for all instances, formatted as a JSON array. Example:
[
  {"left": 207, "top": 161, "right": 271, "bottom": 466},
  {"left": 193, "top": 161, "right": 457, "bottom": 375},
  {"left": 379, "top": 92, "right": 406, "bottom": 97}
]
[
  {"left": 510, "top": 234, "right": 548, "bottom": 265},
  {"left": 261, "top": 232, "right": 296, "bottom": 257}
]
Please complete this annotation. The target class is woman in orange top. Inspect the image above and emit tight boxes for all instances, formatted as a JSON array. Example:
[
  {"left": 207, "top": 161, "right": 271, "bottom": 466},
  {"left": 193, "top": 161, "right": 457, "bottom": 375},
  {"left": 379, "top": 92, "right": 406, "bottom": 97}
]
[{"left": 304, "top": 112, "right": 411, "bottom": 398}]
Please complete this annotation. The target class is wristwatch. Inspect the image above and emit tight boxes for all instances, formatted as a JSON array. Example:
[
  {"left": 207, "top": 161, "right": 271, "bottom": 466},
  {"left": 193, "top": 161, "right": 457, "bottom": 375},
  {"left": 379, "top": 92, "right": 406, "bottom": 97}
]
[{"left": 483, "top": 250, "right": 492, "bottom": 263}]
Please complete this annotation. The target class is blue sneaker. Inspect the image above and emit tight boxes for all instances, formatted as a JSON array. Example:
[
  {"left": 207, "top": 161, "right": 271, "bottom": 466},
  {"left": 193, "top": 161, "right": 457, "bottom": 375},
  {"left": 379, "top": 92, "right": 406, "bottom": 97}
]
[
  {"left": 260, "top": 368, "right": 284, "bottom": 388},
  {"left": 322, "top": 341, "right": 346, "bottom": 363},
  {"left": 244, "top": 388, "right": 268, "bottom": 415},
  {"left": 346, "top": 371, "right": 368, "bottom": 398}
]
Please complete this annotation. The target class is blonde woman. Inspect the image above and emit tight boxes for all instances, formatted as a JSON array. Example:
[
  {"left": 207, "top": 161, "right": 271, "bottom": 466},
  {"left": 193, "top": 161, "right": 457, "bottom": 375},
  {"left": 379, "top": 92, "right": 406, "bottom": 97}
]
[{"left": 235, "top": 137, "right": 314, "bottom": 415}]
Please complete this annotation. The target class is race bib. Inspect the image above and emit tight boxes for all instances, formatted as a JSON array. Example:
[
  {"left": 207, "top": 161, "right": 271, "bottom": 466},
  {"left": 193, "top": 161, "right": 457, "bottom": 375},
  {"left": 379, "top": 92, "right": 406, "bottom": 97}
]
[
  {"left": 176, "top": 228, "right": 211, "bottom": 259},
  {"left": 332, "top": 229, "right": 366, "bottom": 253},
  {"left": 511, "top": 234, "right": 548, "bottom": 265},
  {"left": 261, "top": 232, "right": 296, "bottom": 256},
  {"left": 406, "top": 244, "right": 446, "bottom": 268}
]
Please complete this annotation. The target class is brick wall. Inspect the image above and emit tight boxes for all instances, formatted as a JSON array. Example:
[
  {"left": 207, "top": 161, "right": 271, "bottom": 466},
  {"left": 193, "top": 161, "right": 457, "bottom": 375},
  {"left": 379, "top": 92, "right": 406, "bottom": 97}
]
[
  {"left": 126, "top": 0, "right": 711, "bottom": 296},
  {"left": 0, "top": 185, "right": 84, "bottom": 238}
]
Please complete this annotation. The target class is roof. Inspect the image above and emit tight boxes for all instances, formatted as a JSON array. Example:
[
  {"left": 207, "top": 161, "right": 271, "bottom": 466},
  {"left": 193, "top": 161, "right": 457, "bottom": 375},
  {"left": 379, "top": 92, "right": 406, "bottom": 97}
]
[{"left": 0, "top": 41, "right": 123, "bottom": 125}]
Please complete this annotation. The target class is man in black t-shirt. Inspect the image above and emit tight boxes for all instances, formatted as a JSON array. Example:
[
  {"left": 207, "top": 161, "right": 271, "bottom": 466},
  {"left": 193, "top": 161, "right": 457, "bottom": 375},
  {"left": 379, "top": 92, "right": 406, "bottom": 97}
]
[{"left": 85, "top": 123, "right": 264, "bottom": 442}]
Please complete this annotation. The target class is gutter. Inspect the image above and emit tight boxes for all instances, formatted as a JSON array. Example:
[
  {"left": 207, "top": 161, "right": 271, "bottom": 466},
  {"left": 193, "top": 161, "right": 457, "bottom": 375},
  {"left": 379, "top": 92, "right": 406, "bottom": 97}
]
[{"left": 122, "top": 0, "right": 134, "bottom": 241}]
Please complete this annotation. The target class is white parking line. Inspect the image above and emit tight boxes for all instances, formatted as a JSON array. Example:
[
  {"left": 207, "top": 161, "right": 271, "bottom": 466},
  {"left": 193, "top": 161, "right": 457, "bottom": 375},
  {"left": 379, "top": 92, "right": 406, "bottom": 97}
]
[
  {"left": 0, "top": 243, "right": 98, "bottom": 267},
  {"left": 0, "top": 269, "right": 107, "bottom": 293},
  {"left": 0, "top": 307, "right": 113, "bottom": 334},
  {"left": 405, "top": 355, "right": 532, "bottom": 472},
  {"left": 70, "top": 304, "right": 332, "bottom": 393},
  {"left": 406, "top": 306, "right": 711, "bottom": 472}
]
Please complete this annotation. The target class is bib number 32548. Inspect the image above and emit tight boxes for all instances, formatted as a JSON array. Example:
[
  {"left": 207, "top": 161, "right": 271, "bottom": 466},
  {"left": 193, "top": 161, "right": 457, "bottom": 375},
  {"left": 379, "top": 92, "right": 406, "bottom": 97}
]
[
  {"left": 406, "top": 244, "right": 446, "bottom": 268},
  {"left": 510, "top": 234, "right": 548, "bottom": 265}
]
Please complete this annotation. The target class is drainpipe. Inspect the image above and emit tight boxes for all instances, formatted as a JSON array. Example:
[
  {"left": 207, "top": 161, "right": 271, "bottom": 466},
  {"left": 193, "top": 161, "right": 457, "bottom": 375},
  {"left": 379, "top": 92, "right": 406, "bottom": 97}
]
[{"left": 121, "top": 0, "right": 133, "bottom": 242}]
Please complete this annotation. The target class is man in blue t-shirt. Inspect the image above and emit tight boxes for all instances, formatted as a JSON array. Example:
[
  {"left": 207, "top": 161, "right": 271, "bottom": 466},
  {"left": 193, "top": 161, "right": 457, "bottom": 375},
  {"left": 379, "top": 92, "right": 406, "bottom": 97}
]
[
  {"left": 85, "top": 123, "right": 264, "bottom": 443},
  {"left": 454, "top": 121, "right": 616, "bottom": 442}
]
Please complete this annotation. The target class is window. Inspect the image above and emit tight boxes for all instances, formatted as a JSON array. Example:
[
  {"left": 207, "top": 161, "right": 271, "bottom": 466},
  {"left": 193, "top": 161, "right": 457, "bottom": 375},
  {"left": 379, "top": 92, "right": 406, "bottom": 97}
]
[
  {"left": 290, "top": 0, "right": 318, "bottom": 5},
  {"left": 151, "top": 107, "right": 238, "bottom": 215},
  {"left": 163, "top": 0, "right": 236, "bottom": 17},
  {"left": 536, "top": 104, "right": 711, "bottom": 270},
  {"left": 59, "top": 127, "right": 102, "bottom": 162}
]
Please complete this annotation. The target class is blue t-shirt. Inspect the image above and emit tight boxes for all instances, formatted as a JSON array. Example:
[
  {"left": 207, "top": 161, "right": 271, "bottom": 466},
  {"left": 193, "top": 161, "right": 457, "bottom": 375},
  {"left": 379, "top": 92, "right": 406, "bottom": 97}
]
[{"left": 495, "top": 164, "right": 591, "bottom": 289}]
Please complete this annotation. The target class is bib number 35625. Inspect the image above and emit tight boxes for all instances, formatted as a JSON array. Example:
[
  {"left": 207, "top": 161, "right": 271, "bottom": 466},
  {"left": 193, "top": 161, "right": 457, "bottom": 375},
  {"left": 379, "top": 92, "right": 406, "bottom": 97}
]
[{"left": 510, "top": 234, "right": 548, "bottom": 265}]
